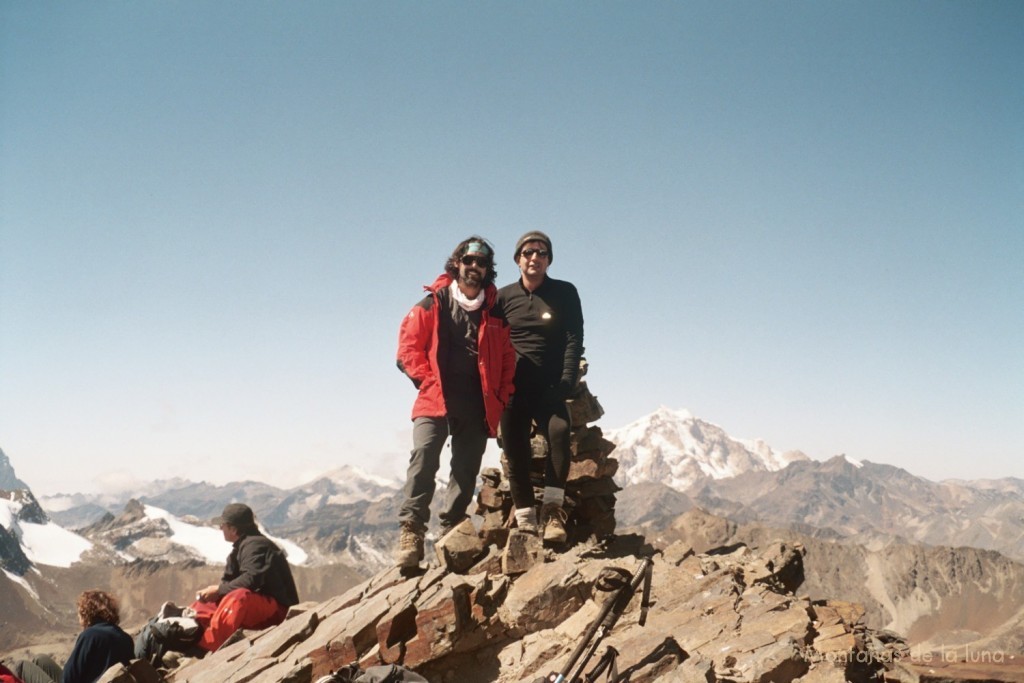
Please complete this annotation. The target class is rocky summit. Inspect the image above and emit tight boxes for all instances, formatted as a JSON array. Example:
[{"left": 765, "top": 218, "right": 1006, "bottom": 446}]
[{"left": 99, "top": 531, "right": 926, "bottom": 683}]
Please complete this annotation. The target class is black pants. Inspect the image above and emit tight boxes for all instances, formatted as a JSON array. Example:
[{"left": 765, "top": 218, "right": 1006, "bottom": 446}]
[{"left": 500, "top": 383, "right": 571, "bottom": 509}]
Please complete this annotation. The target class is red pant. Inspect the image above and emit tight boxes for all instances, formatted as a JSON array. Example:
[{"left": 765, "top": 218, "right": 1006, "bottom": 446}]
[
  {"left": 190, "top": 588, "right": 287, "bottom": 651},
  {"left": 1, "top": 663, "right": 25, "bottom": 683}
]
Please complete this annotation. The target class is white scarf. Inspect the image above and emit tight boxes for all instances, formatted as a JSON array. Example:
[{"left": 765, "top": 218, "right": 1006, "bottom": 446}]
[{"left": 450, "top": 281, "right": 485, "bottom": 312}]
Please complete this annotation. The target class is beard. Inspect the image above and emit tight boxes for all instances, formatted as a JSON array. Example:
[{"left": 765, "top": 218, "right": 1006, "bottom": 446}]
[{"left": 460, "top": 268, "right": 484, "bottom": 287}]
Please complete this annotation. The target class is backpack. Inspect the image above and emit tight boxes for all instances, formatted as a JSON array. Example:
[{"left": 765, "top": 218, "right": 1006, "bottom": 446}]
[
  {"left": 315, "top": 664, "right": 429, "bottom": 683},
  {"left": 134, "top": 616, "right": 203, "bottom": 665}
]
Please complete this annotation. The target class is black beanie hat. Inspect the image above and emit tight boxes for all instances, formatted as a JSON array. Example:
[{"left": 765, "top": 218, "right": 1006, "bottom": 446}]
[{"left": 514, "top": 231, "right": 553, "bottom": 263}]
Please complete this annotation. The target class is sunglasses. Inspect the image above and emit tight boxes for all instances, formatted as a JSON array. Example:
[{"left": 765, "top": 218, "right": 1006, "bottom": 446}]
[
  {"left": 461, "top": 255, "right": 491, "bottom": 268},
  {"left": 521, "top": 249, "right": 549, "bottom": 259}
]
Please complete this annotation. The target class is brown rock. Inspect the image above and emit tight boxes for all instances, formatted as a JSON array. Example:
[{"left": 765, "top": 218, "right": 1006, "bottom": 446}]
[
  {"left": 815, "top": 599, "right": 866, "bottom": 628},
  {"left": 670, "top": 507, "right": 738, "bottom": 554},
  {"left": 502, "top": 530, "right": 543, "bottom": 576},
  {"left": 479, "top": 467, "right": 502, "bottom": 486},
  {"left": 479, "top": 511, "right": 510, "bottom": 548},
  {"left": 663, "top": 540, "right": 695, "bottom": 566},
  {"left": 500, "top": 553, "right": 590, "bottom": 635},
  {"left": 730, "top": 637, "right": 808, "bottom": 683},
  {"left": 568, "top": 455, "right": 619, "bottom": 482},
  {"left": 650, "top": 656, "right": 715, "bottom": 682},
  {"left": 402, "top": 573, "right": 508, "bottom": 669},
  {"left": 298, "top": 568, "right": 446, "bottom": 678},
  {"left": 435, "top": 518, "right": 487, "bottom": 574},
  {"left": 568, "top": 477, "right": 621, "bottom": 499},
  {"left": 798, "top": 663, "right": 852, "bottom": 683},
  {"left": 567, "top": 382, "right": 604, "bottom": 425},
  {"left": 375, "top": 591, "right": 421, "bottom": 664},
  {"left": 815, "top": 622, "right": 850, "bottom": 642},
  {"left": 571, "top": 426, "right": 617, "bottom": 460},
  {"left": 254, "top": 608, "right": 319, "bottom": 658},
  {"left": 467, "top": 543, "right": 504, "bottom": 576},
  {"left": 477, "top": 485, "right": 506, "bottom": 511},
  {"left": 738, "top": 586, "right": 812, "bottom": 643},
  {"left": 96, "top": 659, "right": 163, "bottom": 683},
  {"left": 750, "top": 540, "right": 805, "bottom": 594},
  {"left": 814, "top": 632, "right": 860, "bottom": 654}
]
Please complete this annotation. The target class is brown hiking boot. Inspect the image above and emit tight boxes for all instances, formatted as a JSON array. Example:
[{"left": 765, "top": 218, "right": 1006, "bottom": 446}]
[
  {"left": 394, "top": 521, "right": 425, "bottom": 568},
  {"left": 540, "top": 503, "right": 568, "bottom": 544}
]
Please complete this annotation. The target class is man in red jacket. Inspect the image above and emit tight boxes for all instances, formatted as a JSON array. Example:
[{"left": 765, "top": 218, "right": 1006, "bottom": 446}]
[{"left": 395, "top": 236, "right": 516, "bottom": 568}]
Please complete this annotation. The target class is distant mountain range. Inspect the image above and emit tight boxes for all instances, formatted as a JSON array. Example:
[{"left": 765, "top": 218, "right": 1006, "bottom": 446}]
[
  {"left": 4, "top": 406, "right": 1024, "bottom": 656},
  {"left": 601, "top": 408, "right": 1024, "bottom": 563},
  {"left": 41, "top": 464, "right": 401, "bottom": 530},
  {"left": 7, "top": 406, "right": 1024, "bottom": 571}
]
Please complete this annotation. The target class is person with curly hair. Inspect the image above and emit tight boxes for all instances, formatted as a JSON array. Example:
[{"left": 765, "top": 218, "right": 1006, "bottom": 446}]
[
  {"left": 394, "top": 235, "right": 516, "bottom": 567},
  {"left": 11, "top": 590, "right": 133, "bottom": 683}
]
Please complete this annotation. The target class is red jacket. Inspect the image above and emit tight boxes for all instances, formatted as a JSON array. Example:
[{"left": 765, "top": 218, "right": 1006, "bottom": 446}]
[{"left": 397, "top": 274, "right": 515, "bottom": 436}]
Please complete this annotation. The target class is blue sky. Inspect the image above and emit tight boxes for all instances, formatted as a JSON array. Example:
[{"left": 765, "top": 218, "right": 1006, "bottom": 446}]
[{"left": 2, "top": 2, "right": 1021, "bottom": 495}]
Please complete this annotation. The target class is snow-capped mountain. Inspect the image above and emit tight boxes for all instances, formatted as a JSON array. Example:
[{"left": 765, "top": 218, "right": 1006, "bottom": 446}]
[
  {"left": 1, "top": 489, "right": 92, "bottom": 574},
  {"left": 3, "top": 491, "right": 309, "bottom": 576},
  {"left": 607, "top": 406, "right": 810, "bottom": 490},
  {"left": 80, "top": 499, "right": 307, "bottom": 566},
  {"left": 11, "top": 459, "right": 402, "bottom": 575}
]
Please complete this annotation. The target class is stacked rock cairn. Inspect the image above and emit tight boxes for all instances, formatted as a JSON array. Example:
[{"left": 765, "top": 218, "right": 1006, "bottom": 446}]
[{"left": 475, "top": 360, "right": 620, "bottom": 548}]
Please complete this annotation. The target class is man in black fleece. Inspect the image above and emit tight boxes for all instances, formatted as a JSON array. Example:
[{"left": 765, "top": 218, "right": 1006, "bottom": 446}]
[
  {"left": 498, "top": 231, "right": 584, "bottom": 543},
  {"left": 192, "top": 503, "right": 299, "bottom": 651}
]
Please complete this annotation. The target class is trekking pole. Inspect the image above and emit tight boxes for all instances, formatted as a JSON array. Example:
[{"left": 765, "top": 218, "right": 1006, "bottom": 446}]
[{"left": 550, "top": 556, "right": 653, "bottom": 683}]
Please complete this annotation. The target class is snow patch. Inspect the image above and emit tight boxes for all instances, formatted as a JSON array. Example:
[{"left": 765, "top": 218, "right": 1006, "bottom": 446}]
[
  {"left": 3, "top": 569, "right": 38, "bottom": 598},
  {"left": 3, "top": 496, "right": 93, "bottom": 567},
  {"left": 142, "top": 505, "right": 308, "bottom": 566},
  {"left": 18, "top": 521, "right": 93, "bottom": 567},
  {"left": 0, "top": 499, "right": 15, "bottom": 528}
]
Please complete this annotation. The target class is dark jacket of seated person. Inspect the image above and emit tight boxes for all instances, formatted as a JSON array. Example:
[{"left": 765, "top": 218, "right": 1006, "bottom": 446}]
[{"left": 11, "top": 590, "right": 133, "bottom": 683}]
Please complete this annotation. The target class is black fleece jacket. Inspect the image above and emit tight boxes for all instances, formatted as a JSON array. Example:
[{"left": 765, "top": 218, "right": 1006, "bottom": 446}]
[
  {"left": 497, "top": 276, "right": 584, "bottom": 393},
  {"left": 219, "top": 532, "right": 300, "bottom": 608}
]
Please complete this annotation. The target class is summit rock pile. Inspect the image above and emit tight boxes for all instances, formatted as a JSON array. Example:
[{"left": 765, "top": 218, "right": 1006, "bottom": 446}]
[
  {"left": 434, "top": 372, "right": 621, "bottom": 576},
  {"left": 147, "top": 530, "right": 915, "bottom": 683},
  {"left": 477, "top": 369, "right": 620, "bottom": 547}
]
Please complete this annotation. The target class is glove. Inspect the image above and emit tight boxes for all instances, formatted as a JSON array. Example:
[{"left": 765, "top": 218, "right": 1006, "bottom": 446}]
[{"left": 543, "top": 380, "right": 573, "bottom": 407}]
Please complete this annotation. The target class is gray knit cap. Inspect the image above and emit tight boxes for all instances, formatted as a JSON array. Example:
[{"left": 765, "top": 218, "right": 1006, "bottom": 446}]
[{"left": 513, "top": 231, "right": 553, "bottom": 263}]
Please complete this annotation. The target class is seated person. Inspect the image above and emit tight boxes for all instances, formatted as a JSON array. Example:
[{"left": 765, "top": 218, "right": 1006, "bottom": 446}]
[
  {"left": 189, "top": 503, "right": 299, "bottom": 651},
  {"left": 12, "top": 590, "right": 133, "bottom": 683}
]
